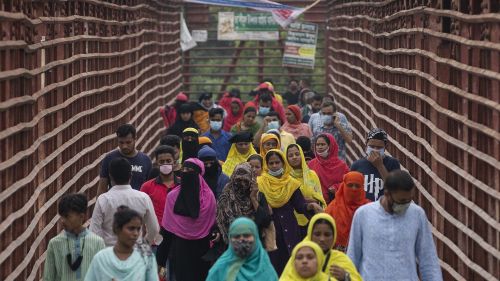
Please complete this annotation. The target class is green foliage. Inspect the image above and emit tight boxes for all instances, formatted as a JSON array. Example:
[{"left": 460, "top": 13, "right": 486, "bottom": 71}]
[{"left": 184, "top": 6, "right": 326, "bottom": 98}]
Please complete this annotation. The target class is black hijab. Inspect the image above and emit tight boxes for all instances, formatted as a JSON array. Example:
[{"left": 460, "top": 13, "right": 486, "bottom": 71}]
[
  {"left": 181, "top": 129, "right": 200, "bottom": 163},
  {"left": 167, "top": 103, "right": 198, "bottom": 137},
  {"left": 173, "top": 161, "right": 202, "bottom": 218}
]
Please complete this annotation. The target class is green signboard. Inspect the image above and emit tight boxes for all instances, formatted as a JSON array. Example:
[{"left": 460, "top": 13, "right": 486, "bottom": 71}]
[{"left": 218, "top": 12, "right": 279, "bottom": 41}]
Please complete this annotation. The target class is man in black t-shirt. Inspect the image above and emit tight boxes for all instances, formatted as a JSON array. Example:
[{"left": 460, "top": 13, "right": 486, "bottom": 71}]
[
  {"left": 97, "top": 124, "right": 152, "bottom": 194},
  {"left": 283, "top": 79, "right": 300, "bottom": 105},
  {"left": 350, "top": 128, "right": 401, "bottom": 201}
]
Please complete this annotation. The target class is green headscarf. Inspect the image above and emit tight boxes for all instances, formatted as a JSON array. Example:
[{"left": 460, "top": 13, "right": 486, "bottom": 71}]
[{"left": 206, "top": 217, "right": 278, "bottom": 281}]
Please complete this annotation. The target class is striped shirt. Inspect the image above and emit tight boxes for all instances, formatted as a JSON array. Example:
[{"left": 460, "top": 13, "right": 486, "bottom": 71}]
[{"left": 43, "top": 229, "right": 105, "bottom": 281}]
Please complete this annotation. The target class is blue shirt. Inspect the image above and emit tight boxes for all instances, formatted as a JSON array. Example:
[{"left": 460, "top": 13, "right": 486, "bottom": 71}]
[
  {"left": 203, "top": 130, "right": 232, "bottom": 161},
  {"left": 350, "top": 155, "right": 401, "bottom": 201},
  {"left": 347, "top": 201, "right": 443, "bottom": 281},
  {"left": 100, "top": 150, "right": 152, "bottom": 190},
  {"left": 309, "top": 112, "right": 352, "bottom": 161}
]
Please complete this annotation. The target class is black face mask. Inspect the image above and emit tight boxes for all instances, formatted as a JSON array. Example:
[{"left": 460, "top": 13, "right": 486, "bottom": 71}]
[{"left": 66, "top": 236, "right": 85, "bottom": 271}]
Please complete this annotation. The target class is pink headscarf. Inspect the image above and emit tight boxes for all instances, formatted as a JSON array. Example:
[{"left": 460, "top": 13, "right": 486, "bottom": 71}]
[{"left": 162, "top": 158, "right": 216, "bottom": 240}]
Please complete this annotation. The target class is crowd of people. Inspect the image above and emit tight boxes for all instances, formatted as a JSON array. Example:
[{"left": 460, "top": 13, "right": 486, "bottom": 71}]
[{"left": 44, "top": 79, "right": 443, "bottom": 281}]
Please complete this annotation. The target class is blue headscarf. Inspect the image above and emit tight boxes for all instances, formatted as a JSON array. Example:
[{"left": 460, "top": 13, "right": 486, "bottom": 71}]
[{"left": 206, "top": 217, "right": 278, "bottom": 281}]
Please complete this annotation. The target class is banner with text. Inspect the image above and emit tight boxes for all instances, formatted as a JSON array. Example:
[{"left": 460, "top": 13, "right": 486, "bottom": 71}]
[
  {"left": 282, "top": 22, "right": 318, "bottom": 69},
  {"left": 218, "top": 12, "right": 279, "bottom": 41},
  {"left": 184, "top": 0, "right": 308, "bottom": 28}
]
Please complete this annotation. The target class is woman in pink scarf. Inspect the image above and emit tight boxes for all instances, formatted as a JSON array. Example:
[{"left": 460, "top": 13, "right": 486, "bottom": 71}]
[
  {"left": 157, "top": 158, "right": 216, "bottom": 281},
  {"left": 281, "top": 105, "right": 312, "bottom": 139}
]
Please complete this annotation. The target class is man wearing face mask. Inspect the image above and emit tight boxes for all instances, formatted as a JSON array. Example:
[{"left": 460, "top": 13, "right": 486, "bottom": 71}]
[
  {"left": 347, "top": 170, "right": 443, "bottom": 281},
  {"left": 253, "top": 111, "right": 295, "bottom": 151},
  {"left": 246, "top": 85, "right": 286, "bottom": 127},
  {"left": 350, "top": 128, "right": 401, "bottom": 201},
  {"left": 140, "top": 145, "right": 177, "bottom": 225},
  {"left": 309, "top": 101, "right": 353, "bottom": 161},
  {"left": 202, "top": 108, "right": 232, "bottom": 161}
]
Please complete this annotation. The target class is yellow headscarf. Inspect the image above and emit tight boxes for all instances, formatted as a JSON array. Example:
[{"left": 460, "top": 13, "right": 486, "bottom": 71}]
[
  {"left": 257, "top": 149, "right": 301, "bottom": 208},
  {"left": 280, "top": 241, "right": 330, "bottom": 281},
  {"left": 222, "top": 143, "right": 257, "bottom": 176},
  {"left": 303, "top": 214, "right": 362, "bottom": 281},
  {"left": 179, "top": 127, "right": 199, "bottom": 162},
  {"left": 260, "top": 133, "right": 281, "bottom": 158},
  {"left": 286, "top": 144, "right": 326, "bottom": 226}
]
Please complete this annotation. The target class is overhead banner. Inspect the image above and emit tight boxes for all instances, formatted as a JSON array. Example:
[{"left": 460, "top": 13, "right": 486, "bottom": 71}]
[
  {"left": 218, "top": 12, "right": 279, "bottom": 41},
  {"left": 282, "top": 22, "right": 318, "bottom": 69},
  {"left": 183, "top": 0, "right": 321, "bottom": 28}
]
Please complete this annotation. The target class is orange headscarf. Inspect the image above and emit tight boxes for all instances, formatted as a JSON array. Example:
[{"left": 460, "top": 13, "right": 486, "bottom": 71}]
[{"left": 325, "top": 171, "right": 371, "bottom": 249}]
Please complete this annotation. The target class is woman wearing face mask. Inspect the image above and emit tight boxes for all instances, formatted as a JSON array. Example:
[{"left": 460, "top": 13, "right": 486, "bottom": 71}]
[
  {"left": 85, "top": 206, "right": 158, "bottom": 281},
  {"left": 308, "top": 134, "right": 349, "bottom": 204},
  {"left": 158, "top": 158, "right": 216, "bottom": 281},
  {"left": 279, "top": 241, "right": 329, "bottom": 281},
  {"left": 222, "top": 132, "right": 257, "bottom": 176},
  {"left": 258, "top": 149, "right": 323, "bottom": 275},
  {"left": 216, "top": 163, "right": 272, "bottom": 248},
  {"left": 304, "top": 214, "right": 361, "bottom": 281},
  {"left": 286, "top": 144, "right": 326, "bottom": 235},
  {"left": 231, "top": 106, "right": 261, "bottom": 136},
  {"left": 207, "top": 217, "right": 278, "bottom": 281},
  {"left": 259, "top": 133, "right": 281, "bottom": 158},
  {"left": 325, "top": 172, "right": 370, "bottom": 252},
  {"left": 166, "top": 103, "right": 199, "bottom": 137},
  {"left": 197, "top": 145, "right": 229, "bottom": 200}
]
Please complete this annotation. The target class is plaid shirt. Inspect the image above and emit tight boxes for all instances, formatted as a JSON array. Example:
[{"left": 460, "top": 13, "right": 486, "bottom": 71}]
[{"left": 309, "top": 112, "right": 352, "bottom": 161}]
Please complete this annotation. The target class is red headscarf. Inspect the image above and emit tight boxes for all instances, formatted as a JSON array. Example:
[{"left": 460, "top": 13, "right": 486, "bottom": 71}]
[
  {"left": 281, "top": 105, "right": 312, "bottom": 139},
  {"left": 308, "top": 133, "right": 349, "bottom": 203},
  {"left": 287, "top": 105, "right": 301, "bottom": 124},
  {"left": 325, "top": 171, "right": 371, "bottom": 248},
  {"left": 223, "top": 98, "right": 244, "bottom": 131},
  {"left": 219, "top": 92, "right": 233, "bottom": 113}
]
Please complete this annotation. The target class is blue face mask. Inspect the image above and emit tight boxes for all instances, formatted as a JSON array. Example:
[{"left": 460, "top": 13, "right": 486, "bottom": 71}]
[
  {"left": 210, "top": 120, "right": 222, "bottom": 131},
  {"left": 321, "top": 114, "right": 332, "bottom": 124},
  {"left": 366, "top": 146, "right": 385, "bottom": 156},
  {"left": 259, "top": 106, "right": 270, "bottom": 115},
  {"left": 268, "top": 121, "right": 280, "bottom": 130}
]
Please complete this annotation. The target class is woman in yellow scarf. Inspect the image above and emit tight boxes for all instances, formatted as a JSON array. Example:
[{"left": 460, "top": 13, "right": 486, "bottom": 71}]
[
  {"left": 257, "top": 149, "right": 323, "bottom": 275},
  {"left": 286, "top": 144, "right": 326, "bottom": 232},
  {"left": 303, "top": 213, "right": 362, "bottom": 281},
  {"left": 259, "top": 133, "right": 281, "bottom": 158},
  {"left": 280, "top": 241, "right": 330, "bottom": 281},
  {"left": 222, "top": 132, "right": 257, "bottom": 176}
]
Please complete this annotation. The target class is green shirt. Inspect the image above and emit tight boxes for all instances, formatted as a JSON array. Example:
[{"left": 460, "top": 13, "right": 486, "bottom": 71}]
[{"left": 43, "top": 230, "right": 105, "bottom": 281}]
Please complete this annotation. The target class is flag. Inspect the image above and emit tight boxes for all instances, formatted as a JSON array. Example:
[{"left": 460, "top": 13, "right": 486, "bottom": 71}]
[
  {"left": 183, "top": 0, "right": 308, "bottom": 28},
  {"left": 180, "top": 13, "right": 197, "bottom": 51}
]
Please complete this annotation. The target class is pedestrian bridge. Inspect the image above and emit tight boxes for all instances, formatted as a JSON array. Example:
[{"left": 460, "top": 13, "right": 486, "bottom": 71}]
[{"left": 0, "top": 0, "right": 498, "bottom": 280}]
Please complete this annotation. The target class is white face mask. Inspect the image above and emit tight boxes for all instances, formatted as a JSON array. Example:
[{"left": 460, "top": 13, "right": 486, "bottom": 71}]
[
  {"left": 317, "top": 148, "right": 329, "bottom": 158},
  {"left": 210, "top": 120, "right": 222, "bottom": 131},
  {"left": 366, "top": 146, "right": 385, "bottom": 157},
  {"left": 392, "top": 202, "right": 411, "bottom": 215},
  {"left": 268, "top": 168, "right": 284, "bottom": 177}
]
